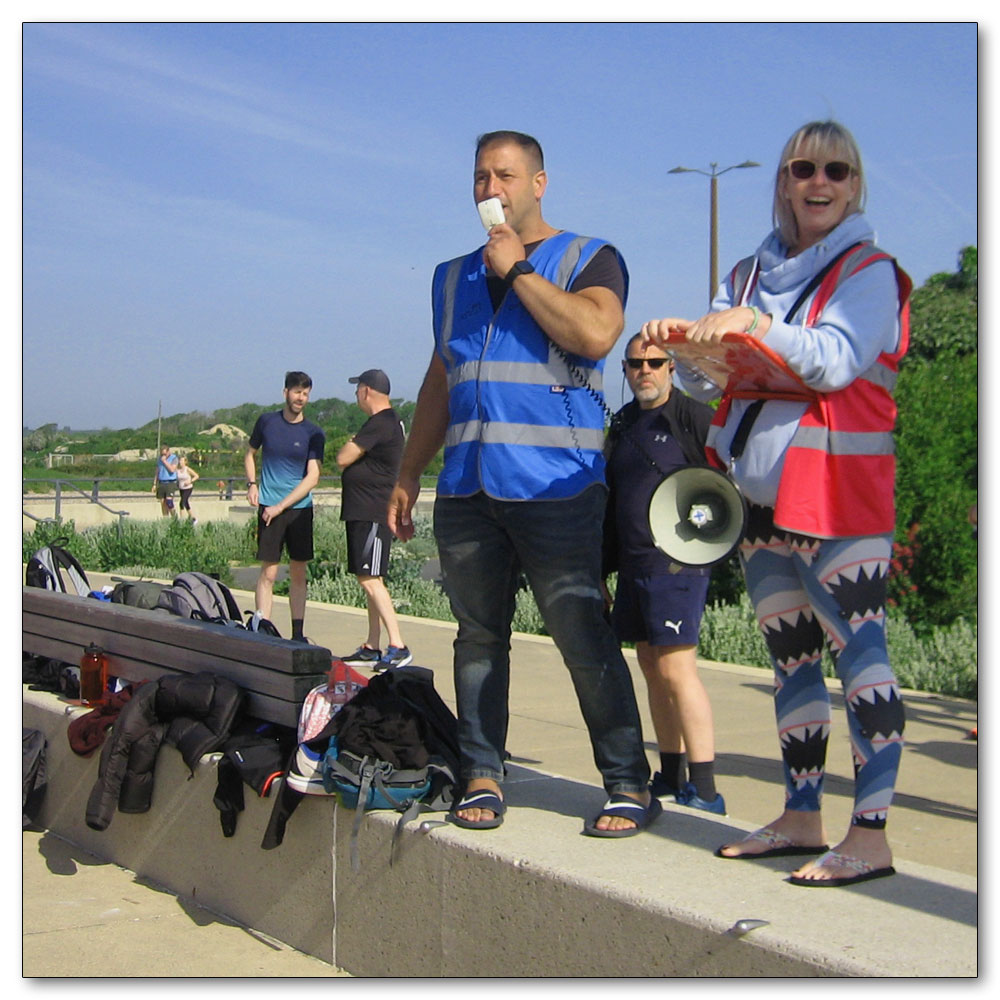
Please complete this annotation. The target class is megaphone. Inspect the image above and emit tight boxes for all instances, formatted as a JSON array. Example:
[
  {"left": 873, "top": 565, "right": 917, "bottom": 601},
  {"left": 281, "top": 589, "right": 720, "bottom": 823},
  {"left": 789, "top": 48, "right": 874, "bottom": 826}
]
[{"left": 648, "top": 466, "right": 748, "bottom": 568}]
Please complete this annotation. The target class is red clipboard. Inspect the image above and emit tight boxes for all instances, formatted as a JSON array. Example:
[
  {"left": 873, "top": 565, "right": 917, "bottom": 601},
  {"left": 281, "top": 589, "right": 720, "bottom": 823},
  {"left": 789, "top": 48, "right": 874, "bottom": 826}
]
[{"left": 666, "top": 331, "right": 817, "bottom": 402}]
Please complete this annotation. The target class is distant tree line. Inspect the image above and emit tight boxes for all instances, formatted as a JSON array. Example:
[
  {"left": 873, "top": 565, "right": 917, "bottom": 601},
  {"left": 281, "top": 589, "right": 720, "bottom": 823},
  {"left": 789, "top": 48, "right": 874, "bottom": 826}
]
[{"left": 22, "top": 397, "right": 438, "bottom": 481}]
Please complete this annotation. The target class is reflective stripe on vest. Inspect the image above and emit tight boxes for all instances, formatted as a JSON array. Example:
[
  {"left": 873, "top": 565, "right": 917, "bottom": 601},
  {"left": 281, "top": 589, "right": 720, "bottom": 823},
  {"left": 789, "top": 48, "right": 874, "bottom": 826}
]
[{"left": 775, "top": 245, "right": 911, "bottom": 536}]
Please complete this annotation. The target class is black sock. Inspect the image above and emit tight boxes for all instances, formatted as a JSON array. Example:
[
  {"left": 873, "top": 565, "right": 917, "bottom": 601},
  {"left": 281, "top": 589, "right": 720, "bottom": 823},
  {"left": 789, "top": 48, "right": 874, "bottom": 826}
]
[
  {"left": 688, "top": 760, "right": 717, "bottom": 801},
  {"left": 658, "top": 752, "right": 686, "bottom": 792},
  {"left": 291, "top": 618, "right": 304, "bottom": 640}
]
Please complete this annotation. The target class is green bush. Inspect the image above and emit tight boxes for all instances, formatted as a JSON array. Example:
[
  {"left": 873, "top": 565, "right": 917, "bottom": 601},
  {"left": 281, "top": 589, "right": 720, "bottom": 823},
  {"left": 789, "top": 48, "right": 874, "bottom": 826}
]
[
  {"left": 886, "top": 610, "right": 978, "bottom": 700},
  {"left": 697, "top": 593, "right": 772, "bottom": 669},
  {"left": 23, "top": 517, "right": 252, "bottom": 585},
  {"left": 889, "top": 247, "right": 978, "bottom": 630}
]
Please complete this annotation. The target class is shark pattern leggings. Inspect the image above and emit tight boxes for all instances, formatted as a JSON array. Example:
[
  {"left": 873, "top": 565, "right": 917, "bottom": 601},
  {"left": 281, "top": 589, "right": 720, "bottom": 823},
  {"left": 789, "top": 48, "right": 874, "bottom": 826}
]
[{"left": 739, "top": 504, "right": 905, "bottom": 829}]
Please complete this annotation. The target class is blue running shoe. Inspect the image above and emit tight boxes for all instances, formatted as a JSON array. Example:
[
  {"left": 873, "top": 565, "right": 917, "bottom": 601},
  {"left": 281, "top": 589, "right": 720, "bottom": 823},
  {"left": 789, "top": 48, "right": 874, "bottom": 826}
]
[
  {"left": 649, "top": 771, "right": 681, "bottom": 802},
  {"left": 378, "top": 645, "right": 413, "bottom": 670},
  {"left": 677, "top": 781, "right": 727, "bottom": 815}
]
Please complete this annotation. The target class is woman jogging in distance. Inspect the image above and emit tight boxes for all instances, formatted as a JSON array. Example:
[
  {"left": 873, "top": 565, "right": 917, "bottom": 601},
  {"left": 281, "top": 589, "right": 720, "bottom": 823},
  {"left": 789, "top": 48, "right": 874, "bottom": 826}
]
[
  {"left": 177, "top": 455, "right": 200, "bottom": 524},
  {"left": 642, "top": 121, "right": 912, "bottom": 888}
]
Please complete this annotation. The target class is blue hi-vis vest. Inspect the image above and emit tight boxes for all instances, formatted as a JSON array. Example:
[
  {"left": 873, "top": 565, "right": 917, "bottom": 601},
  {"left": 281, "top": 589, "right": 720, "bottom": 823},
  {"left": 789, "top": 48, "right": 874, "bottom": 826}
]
[{"left": 432, "top": 231, "right": 628, "bottom": 500}]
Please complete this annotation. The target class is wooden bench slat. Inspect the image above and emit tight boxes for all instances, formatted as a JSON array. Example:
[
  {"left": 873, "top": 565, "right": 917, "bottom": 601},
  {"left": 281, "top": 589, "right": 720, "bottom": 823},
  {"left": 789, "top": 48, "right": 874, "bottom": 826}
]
[
  {"left": 22, "top": 587, "right": 334, "bottom": 729},
  {"left": 22, "top": 588, "right": 330, "bottom": 674},
  {"left": 22, "top": 616, "right": 326, "bottom": 701}
]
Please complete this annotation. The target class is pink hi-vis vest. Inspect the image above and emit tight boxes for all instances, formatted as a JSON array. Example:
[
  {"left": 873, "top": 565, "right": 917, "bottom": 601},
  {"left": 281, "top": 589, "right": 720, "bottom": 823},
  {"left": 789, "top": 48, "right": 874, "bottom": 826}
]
[{"left": 707, "top": 242, "right": 912, "bottom": 538}]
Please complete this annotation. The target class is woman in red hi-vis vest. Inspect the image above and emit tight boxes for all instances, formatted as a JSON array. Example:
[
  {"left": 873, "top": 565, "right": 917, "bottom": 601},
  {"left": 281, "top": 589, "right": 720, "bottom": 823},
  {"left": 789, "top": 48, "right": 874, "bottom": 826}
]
[{"left": 642, "top": 121, "right": 911, "bottom": 888}]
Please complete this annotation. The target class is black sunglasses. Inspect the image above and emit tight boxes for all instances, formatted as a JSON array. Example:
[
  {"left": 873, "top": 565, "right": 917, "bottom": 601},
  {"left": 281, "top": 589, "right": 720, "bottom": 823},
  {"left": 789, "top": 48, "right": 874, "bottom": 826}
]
[
  {"left": 624, "top": 357, "right": 670, "bottom": 370},
  {"left": 786, "top": 158, "right": 854, "bottom": 183}
]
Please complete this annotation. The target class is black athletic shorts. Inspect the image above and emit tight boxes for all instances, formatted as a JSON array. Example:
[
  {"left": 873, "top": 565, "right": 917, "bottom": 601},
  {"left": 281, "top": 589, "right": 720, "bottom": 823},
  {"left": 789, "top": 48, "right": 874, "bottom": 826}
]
[
  {"left": 345, "top": 520, "right": 392, "bottom": 577},
  {"left": 155, "top": 481, "right": 177, "bottom": 499},
  {"left": 256, "top": 505, "right": 314, "bottom": 563}
]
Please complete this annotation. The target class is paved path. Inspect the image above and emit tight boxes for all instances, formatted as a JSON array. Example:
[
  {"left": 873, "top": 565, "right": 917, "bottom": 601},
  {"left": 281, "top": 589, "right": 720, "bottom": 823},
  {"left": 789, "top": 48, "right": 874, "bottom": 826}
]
[{"left": 22, "top": 829, "right": 350, "bottom": 978}]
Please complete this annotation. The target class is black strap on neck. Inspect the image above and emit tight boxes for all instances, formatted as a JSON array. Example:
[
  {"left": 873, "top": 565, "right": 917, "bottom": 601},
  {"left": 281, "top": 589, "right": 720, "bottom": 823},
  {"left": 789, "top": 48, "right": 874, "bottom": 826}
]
[
  {"left": 782, "top": 241, "right": 867, "bottom": 324},
  {"left": 729, "top": 400, "right": 765, "bottom": 461}
]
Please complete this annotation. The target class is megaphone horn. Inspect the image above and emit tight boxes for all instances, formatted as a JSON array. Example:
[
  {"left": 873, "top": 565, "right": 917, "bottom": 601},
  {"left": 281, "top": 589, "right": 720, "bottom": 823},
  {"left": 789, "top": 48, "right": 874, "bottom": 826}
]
[{"left": 648, "top": 466, "right": 748, "bottom": 568}]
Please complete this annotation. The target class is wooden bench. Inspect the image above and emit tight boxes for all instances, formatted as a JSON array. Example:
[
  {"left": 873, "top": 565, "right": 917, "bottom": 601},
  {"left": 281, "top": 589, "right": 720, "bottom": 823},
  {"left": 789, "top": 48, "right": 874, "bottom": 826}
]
[{"left": 22, "top": 587, "right": 332, "bottom": 728}]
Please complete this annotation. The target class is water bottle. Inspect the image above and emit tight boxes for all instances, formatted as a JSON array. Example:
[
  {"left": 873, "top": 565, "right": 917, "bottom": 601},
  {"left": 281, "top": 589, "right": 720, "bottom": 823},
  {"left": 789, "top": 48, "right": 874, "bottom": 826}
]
[{"left": 79, "top": 642, "right": 107, "bottom": 706}]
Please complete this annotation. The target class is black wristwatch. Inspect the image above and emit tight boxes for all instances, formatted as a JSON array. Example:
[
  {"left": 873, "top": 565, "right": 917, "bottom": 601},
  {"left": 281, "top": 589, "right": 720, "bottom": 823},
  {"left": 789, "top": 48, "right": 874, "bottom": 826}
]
[{"left": 504, "top": 260, "right": 535, "bottom": 286}]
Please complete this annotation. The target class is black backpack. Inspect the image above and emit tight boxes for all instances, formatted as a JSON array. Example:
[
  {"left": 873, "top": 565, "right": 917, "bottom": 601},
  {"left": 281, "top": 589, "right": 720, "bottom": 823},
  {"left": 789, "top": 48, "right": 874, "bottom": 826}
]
[
  {"left": 354, "top": 665, "right": 462, "bottom": 788},
  {"left": 110, "top": 579, "right": 170, "bottom": 610},
  {"left": 155, "top": 571, "right": 244, "bottom": 625},
  {"left": 25, "top": 538, "right": 91, "bottom": 597}
]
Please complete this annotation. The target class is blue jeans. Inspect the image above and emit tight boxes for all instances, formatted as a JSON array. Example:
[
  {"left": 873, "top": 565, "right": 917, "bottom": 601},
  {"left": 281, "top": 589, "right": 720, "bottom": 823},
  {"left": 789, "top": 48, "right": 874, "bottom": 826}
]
[{"left": 433, "top": 486, "right": 650, "bottom": 796}]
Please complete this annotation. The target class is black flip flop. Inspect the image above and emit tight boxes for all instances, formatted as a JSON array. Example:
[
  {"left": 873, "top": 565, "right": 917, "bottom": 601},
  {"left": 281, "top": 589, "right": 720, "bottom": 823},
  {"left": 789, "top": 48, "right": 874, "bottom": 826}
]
[
  {"left": 715, "top": 843, "right": 830, "bottom": 860},
  {"left": 714, "top": 826, "right": 829, "bottom": 860},
  {"left": 786, "top": 850, "right": 896, "bottom": 887}
]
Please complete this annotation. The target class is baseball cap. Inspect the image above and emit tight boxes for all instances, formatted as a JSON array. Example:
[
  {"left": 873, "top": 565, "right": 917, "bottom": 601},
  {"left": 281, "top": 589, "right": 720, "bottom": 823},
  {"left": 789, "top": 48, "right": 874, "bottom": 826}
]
[{"left": 348, "top": 369, "right": 391, "bottom": 394}]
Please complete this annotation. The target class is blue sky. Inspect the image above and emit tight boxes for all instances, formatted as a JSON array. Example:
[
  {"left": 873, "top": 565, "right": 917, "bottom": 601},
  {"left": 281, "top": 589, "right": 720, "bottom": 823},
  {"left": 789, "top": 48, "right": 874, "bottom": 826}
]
[{"left": 20, "top": 20, "right": 979, "bottom": 430}]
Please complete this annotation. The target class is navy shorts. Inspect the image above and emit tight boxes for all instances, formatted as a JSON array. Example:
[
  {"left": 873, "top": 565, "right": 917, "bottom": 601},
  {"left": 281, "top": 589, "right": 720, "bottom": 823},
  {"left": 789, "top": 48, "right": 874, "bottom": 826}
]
[
  {"left": 611, "top": 572, "right": 710, "bottom": 647},
  {"left": 256, "top": 505, "right": 314, "bottom": 563},
  {"left": 345, "top": 520, "right": 392, "bottom": 577}
]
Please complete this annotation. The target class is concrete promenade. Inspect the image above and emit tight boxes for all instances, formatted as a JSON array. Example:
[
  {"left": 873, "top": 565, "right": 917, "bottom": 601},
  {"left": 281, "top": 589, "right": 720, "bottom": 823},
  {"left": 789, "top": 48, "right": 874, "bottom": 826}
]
[{"left": 23, "top": 572, "right": 978, "bottom": 977}]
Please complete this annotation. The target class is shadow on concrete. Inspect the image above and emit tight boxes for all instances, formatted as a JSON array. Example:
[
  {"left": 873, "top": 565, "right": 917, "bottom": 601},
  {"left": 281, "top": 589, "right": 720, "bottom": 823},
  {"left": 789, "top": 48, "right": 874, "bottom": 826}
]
[
  {"left": 907, "top": 738, "right": 978, "bottom": 771},
  {"left": 36, "top": 829, "right": 108, "bottom": 875},
  {"left": 131, "top": 871, "right": 290, "bottom": 953}
]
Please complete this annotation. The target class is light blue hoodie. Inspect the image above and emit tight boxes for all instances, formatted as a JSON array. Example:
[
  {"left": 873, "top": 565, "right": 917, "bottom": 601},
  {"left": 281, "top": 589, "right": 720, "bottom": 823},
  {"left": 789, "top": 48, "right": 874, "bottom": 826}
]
[{"left": 675, "top": 212, "right": 902, "bottom": 507}]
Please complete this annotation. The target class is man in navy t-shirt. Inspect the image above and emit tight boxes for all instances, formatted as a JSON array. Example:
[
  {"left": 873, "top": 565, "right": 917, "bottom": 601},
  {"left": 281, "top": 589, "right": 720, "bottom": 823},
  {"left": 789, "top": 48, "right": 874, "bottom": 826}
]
[
  {"left": 603, "top": 334, "right": 725, "bottom": 814},
  {"left": 244, "top": 371, "right": 325, "bottom": 641}
]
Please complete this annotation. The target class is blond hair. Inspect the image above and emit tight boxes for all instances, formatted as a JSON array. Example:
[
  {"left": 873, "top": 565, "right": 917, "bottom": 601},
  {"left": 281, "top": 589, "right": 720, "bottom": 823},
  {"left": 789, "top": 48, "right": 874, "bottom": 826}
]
[{"left": 773, "top": 121, "right": 866, "bottom": 248}]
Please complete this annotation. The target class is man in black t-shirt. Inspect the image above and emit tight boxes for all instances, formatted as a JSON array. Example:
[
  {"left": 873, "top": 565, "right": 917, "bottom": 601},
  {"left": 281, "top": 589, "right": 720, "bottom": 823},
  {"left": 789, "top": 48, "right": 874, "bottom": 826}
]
[{"left": 336, "top": 368, "right": 411, "bottom": 671}]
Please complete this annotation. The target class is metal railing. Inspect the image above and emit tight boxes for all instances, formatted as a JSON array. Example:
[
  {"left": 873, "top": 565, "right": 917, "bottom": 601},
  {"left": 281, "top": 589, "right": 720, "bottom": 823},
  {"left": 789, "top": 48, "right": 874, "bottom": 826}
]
[
  {"left": 23, "top": 474, "right": 440, "bottom": 515},
  {"left": 22, "top": 479, "right": 132, "bottom": 535}
]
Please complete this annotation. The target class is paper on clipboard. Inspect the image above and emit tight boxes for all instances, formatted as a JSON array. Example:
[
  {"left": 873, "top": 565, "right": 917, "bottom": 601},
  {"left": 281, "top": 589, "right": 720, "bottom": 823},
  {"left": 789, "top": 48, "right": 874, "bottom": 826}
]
[{"left": 666, "top": 331, "right": 817, "bottom": 402}]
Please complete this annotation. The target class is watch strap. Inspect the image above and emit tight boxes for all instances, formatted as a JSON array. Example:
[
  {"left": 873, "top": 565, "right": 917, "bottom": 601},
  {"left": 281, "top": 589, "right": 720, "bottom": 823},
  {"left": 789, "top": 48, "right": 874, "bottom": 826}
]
[{"left": 504, "top": 260, "right": 535, "bottom": 286}]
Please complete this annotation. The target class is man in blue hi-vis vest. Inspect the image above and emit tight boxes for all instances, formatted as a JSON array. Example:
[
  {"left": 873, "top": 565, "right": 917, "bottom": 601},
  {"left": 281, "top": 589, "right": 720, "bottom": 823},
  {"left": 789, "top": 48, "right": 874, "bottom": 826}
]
[{"left": 388, "top": 131, "right": 658, "bottom": 838}]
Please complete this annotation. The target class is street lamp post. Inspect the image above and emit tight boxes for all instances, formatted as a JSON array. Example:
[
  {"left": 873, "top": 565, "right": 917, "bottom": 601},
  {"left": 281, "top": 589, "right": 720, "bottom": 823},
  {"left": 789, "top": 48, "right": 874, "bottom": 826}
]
[{"left": 668, "top": 160, "right": 760, "bottom": 303}]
